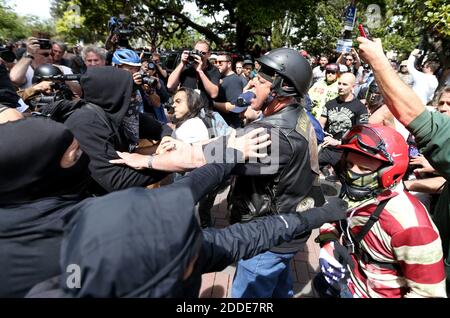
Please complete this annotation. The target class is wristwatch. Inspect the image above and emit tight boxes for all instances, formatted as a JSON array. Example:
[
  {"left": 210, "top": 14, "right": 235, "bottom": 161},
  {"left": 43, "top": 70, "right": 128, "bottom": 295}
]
[
  {"left": 23, "top": 52, "right": 34, "bottom": 60},
  {"left": 147, "top": 154, "right": 156, "bottom": 169}
]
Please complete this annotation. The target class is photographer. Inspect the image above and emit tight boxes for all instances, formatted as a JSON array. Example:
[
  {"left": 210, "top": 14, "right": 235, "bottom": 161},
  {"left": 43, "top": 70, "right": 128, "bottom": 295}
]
[
  {"left": 9, "top": 38, "right": 81, "bottom": 97},
  {"left": 18, "top": 64, "right": 76, "bottom": 111},
  {"left": 106, "top": 16, "right": 133, "bottom": 49},
  {"left": 151, "top": 52, "right": 168, "bottom": 79},
  {"left": 9, "top": 37, "right": 53, "bottom": 89},
  {"left": 141, "top": 60, "right": 170, "bottom": 124},
  {"left": 167, "top": 39, "right": 220, "bottom": 104}
]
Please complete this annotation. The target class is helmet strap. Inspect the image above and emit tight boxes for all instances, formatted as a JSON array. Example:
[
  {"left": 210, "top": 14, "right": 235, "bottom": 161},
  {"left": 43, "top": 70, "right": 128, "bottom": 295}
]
[{"left": 270, "top": 74, "right": 297, "bottom": 98}]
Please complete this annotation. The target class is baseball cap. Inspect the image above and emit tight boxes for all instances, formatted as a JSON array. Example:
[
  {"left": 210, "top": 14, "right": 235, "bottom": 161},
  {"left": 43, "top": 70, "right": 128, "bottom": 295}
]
[{"left": 243, "top": 59, "right": 254, "bottom": 66}]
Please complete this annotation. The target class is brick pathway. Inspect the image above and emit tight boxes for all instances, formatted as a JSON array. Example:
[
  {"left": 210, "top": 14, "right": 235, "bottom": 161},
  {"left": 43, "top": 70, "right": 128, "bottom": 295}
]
[{"left": 199, "top": 178, "right": 341, "bottom": 298}]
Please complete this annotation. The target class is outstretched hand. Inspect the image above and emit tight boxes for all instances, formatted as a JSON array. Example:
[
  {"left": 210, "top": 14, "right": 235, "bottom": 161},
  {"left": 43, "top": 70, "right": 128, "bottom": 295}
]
[
  {"left": 227, "top": 127, "right": 271, "bottom": 160},
  {"left": 109, "top": 152, "right": 150, "bottom": 170}
]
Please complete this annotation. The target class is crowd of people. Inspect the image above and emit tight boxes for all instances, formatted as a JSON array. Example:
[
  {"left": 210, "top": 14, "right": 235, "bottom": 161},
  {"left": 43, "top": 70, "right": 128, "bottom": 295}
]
[{"left": 0, "top": 26, "right": 449, "bottom": 299}]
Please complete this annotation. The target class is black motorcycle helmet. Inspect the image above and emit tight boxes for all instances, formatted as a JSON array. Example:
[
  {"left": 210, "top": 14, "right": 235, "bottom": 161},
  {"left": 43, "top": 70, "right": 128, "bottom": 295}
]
[
  {"left": 257, "top": 48, "right": 312, "bottom": 98},
  {"left": 32, "top": 64, "right": 63, "bottom": 84}
]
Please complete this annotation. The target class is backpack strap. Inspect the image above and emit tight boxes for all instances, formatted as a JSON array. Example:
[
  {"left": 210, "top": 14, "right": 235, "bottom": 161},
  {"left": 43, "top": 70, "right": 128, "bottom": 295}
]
[
  {"left": 199, "top": 113, "right": 216, "bottom": 138},
  {"left": 353, "top": 198, "right": 391, "bottom": 243}
]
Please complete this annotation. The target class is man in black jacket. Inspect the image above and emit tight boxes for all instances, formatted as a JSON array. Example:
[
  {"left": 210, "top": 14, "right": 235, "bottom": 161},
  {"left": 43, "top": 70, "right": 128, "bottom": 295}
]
[
  {"left": 228, "top": 48, "right": 323, "bottom": 298},
  {"left": 27, "top": 163, "right": 347, "bottom": 298}
]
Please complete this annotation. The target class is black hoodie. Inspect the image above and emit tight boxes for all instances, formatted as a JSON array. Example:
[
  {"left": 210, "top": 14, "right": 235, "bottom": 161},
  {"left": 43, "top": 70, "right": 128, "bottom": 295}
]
[
  {"left": 50, "top": 164, "right": 347, "bottom": 297},
  {"left": 0, "top": 117, "right": 90, "bottom": 297},
  {"left": 65, "top": 67, "right": 166, "bottom": 193}
]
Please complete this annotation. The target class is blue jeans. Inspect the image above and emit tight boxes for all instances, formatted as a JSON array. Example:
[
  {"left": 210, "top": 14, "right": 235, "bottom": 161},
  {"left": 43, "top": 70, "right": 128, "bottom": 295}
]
[{"left": 231, "top": 251, "right": 296, "bottom": 298}]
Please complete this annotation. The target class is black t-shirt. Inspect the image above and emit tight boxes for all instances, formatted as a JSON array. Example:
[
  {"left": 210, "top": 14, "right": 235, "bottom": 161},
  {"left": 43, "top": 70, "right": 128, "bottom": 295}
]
[
  {"left": 216, "top": 73, "right": 244, "bottom": 128},
  {"left": 179, "top": 61, "right": 220, "bottom": 105},
  {"left": 321, "top": 96, "right": 368, "bottom": 140}
]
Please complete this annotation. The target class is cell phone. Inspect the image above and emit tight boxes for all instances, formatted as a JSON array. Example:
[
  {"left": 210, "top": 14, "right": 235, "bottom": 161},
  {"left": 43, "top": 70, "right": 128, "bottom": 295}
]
[
  {"left": 38, "top": 39, "right": 52, "bottom": 50},
  {"left": 358, "top": 24, "right": 372, "bottom": 40}
]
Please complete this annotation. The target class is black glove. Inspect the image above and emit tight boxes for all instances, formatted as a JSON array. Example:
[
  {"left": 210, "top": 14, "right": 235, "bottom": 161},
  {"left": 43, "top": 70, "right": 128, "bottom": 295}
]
[{"left": 298, "top": 197, "right": 348, "bottom": 231}]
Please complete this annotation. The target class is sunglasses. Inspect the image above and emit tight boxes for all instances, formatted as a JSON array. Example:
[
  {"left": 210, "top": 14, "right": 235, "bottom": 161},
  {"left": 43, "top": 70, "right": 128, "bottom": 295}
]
[
  {"left": 326, "top": 70, "right": 337, "bottom": 74},
  {"left": 342, "top": 125, "right": 392, "bottom": 163},
  {"left": 216, "top": 60, "right": 230, "bottom": 65},
  {"left": 346, "top": 58, "right": 354, "bottom": 61}
]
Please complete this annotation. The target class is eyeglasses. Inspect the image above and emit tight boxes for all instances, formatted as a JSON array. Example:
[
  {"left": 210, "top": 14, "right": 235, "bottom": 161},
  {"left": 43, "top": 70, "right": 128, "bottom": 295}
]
[{"left": 341, "top": 125, "right": 392, "bottom": 163}]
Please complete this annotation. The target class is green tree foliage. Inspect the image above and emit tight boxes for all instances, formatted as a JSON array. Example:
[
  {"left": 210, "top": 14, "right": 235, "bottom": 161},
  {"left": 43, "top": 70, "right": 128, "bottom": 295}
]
[
  {"left": 46, "top": 0, "right": 448, "bottom": 69},
  {"left": 0, "top": 1, "right": 54, "bottom": 41}
]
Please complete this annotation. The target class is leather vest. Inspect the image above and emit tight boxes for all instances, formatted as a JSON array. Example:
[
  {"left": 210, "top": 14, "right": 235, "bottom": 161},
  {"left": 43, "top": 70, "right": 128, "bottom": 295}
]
[{"left": 230, "top": 104, "right": 323, "bottom": 224}]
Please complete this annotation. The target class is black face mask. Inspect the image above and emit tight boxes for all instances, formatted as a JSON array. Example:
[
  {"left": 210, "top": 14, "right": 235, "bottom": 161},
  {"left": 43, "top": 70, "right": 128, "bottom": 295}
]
[{"left": 340, "top": 168, "right": 380, "bottom": 201}]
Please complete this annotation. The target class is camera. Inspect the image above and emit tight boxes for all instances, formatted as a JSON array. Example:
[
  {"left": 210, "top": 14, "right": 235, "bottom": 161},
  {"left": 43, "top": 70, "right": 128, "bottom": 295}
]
[
  {"left": 34, "top": 73, "right": 82, "bottom": 82},
  {"left": 30, "top": 70, "right": 81, "bottom": 111},
  {"left": 30, "top": 95, "right": 61, "bottom": 110},
  {"left": 38, "top": 38, "right": 52, "bottom": 50},
  {"left": 139, "top": 71, "right": 158, "bottom": 88},
  {"left": 109, "top": 16, "right": 135, "bottom": 37},
  {"left": 187, "top": 49, "right": 203, "bottom": 65},
  {"left": 138, "top": 51, "right": 152, "bottom": 60}
]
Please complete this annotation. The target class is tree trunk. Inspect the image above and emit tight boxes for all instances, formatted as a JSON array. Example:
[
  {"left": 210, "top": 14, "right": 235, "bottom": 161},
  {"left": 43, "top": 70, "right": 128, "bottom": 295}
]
[{"left": 235, "top": 19, "right": 251, "bottom": 53}]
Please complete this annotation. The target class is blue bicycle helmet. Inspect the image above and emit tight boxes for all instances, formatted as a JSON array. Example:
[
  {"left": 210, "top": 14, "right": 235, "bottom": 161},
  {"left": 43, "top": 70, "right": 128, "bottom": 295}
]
[{"left": 112, "top": 49, "right": 142, "bottom": 67}]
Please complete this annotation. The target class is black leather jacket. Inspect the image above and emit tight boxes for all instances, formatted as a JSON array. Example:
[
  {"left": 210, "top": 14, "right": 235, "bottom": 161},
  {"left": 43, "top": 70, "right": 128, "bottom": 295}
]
[{"left": 229, "top": 104, "right": 324, "bottom": 253}]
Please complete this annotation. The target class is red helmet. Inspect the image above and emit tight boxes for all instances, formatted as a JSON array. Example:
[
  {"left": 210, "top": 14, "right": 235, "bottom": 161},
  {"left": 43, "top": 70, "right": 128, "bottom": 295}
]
[{"left": 339, "top": 124, "right": 408, "bottom": 189}]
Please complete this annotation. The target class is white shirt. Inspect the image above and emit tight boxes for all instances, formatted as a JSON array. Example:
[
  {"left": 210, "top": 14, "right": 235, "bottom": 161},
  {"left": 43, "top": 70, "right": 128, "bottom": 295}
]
[
  {"left": 174, "top": 117, "right": 209, "bottom": 144},
  {"left": 407, "top": 55, "right": 438, "bottom": 105}
]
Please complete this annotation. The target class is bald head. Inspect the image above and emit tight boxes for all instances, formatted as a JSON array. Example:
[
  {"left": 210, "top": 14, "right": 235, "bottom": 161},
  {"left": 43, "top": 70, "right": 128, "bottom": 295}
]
[
  {"left": 338, "top": 73, "right": 356, "bottom": 99},
  {"left": 340, "top": 72, "right": 356, "bottom": 85}
]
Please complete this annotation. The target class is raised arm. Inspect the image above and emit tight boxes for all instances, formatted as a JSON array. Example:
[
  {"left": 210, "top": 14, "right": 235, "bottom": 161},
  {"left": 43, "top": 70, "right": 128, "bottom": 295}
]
[{"left": 357, "top": 37, "right": 425, "bottom": 126}]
